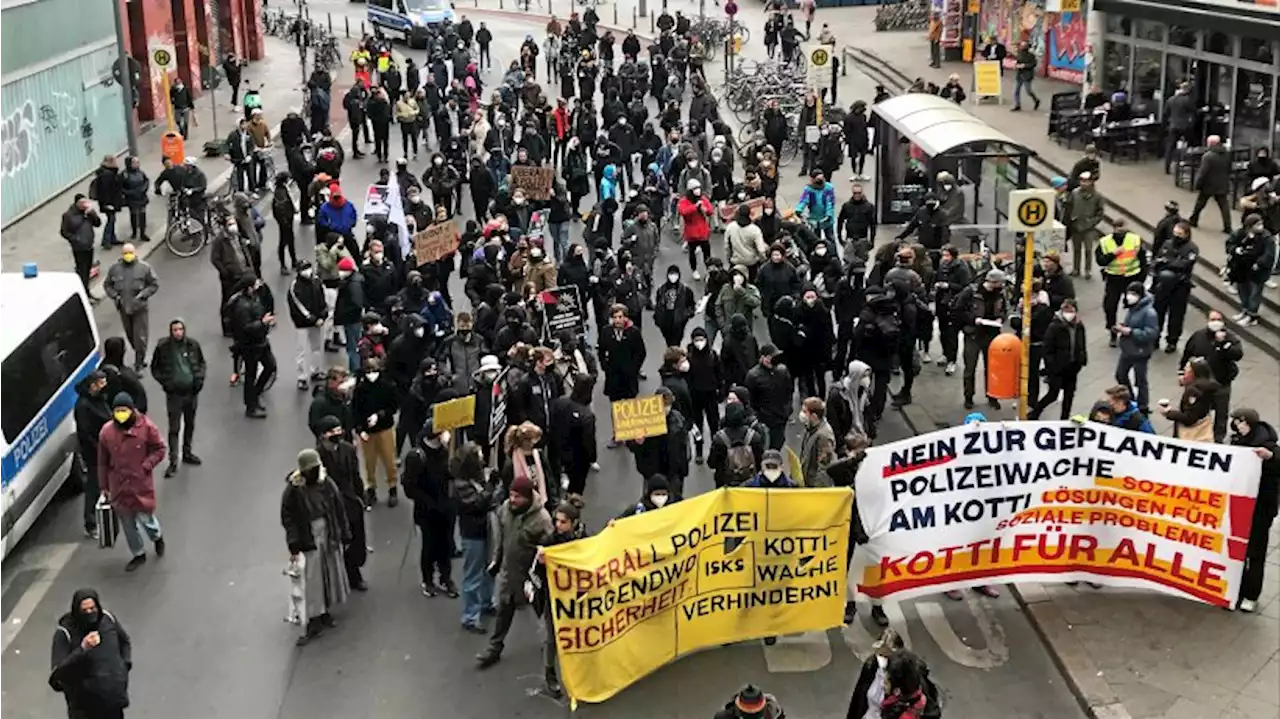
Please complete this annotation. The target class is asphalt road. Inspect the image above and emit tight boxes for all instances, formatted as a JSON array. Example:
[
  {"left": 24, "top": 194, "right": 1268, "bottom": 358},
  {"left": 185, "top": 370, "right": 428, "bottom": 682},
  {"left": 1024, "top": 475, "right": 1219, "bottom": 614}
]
[{"left": 1, "top": 10, "right": 1086, "bottom": 718}]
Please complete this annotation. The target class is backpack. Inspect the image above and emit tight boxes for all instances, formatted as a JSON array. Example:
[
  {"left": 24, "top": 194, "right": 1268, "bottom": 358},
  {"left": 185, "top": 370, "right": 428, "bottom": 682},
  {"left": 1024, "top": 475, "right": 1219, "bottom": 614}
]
[{"left": 719, "top": 427, "right": 756, "bottom": 486}]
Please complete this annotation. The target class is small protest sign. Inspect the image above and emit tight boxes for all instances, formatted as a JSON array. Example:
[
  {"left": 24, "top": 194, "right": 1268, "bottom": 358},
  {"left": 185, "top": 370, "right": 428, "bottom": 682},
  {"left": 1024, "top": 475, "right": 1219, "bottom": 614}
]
[
  {"left": 510, "top": 166, "right": 555, "bottom": 201},
  {"left": 412, "top": 219, "right": 459, "bottom": 264},
  {"left": 432, "top": 395, "right": 477, "bottom": 432},
  {"left": 540, "top": 285, "right": 586, "bottom": 340},
  {"left": 611, "top": 395, "right": 668, "bottom": 442}
]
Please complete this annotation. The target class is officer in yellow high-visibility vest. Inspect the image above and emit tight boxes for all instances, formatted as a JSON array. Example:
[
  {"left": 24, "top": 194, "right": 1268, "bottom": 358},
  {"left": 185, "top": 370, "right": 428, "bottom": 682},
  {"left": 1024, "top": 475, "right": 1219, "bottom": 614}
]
[
  {"left": 350, "top": 45, "right": 371, "bottom": 71},
  {"left": 1095, "top": 217, "right": 1149, "bottom": 347}
]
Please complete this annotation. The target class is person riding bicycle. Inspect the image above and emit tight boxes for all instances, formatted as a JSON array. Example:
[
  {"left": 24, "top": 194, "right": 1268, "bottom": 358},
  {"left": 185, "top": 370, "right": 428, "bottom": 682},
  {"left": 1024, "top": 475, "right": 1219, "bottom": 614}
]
[{"left": 796, "top": 169, "right": 837, "bottom": 245}]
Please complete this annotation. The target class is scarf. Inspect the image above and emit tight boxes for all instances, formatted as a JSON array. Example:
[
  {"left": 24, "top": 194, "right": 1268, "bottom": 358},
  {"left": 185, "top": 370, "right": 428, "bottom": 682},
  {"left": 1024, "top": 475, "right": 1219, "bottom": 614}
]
[{"left": 512, "top": 449, "right": 547, "bottom": 503}]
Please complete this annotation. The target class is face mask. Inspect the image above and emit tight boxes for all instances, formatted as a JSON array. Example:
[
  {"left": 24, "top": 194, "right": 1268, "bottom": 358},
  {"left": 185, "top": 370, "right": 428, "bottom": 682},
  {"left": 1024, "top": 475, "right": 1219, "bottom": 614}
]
[
  {"left": 691, "top": 189, "right": 701, "bottom": 197},
  {"left": 804, "top": 297, "right": 817, "bottom": 306},
  {"left": 339, "top": 270, "right": 352, "bottom": 280},
  {"left": 365, "top": 371, "right": 381, "bottom": 382},
  {"left": 372, "top": 252, "right": 384, "bottom": 263},
  {"left": 651, "top": 494, "right": 669, "bottom": 507},
  {"left": 300, "top": 268, "right": 314, "bottom": 279},
  {"left": 414, "top": 327, "right": 425, "bottom": 338},
  {"left": 1125, "top": 293, "right": 1140, "bottom": 305},
  {"left": 860, "top": 375, "right": 872, "bottom": 389},
  {"left": 531, "top": 249, "right": 543, "bottom": 260},
  {"left": 814, "top": 247, "right": 827, "bottom": 256},
  {"left": 410, "top": 196, "right": 422, "bottom": 204},
  {"left": 689, "top": 161, "right": 698, "bottom": 169},
  {"left": 763, "top": 468, "right": 782, "bottom": 481},
  {"left": 677, "top": 359, "right": 690, "bottom": 372},
  {"left": 122, "top": 253, "right": 136, "bottom": 263},
  {"left": 514, "top": 198, "right": 526, "bottom": 206},
  {"left": 667, "top": 273, "right": 680, "bottom": 283},
  {"left": 1062, "top": 312, "right": 1077, "bottom": 323},
  {"left": 1208, "top": 320, "right": 1225, "bottom": 332},
  {"left": 113, "top": 409, "right": 132, "bottom": 423},
  {"left": 877, "top": 655, "right": 889, "bottom": 669},
  {"left": 693, "top": 338, "right": 707, "bottom": 350},
  {"left": 764, "top": 209, "right": 774, "bottom": 216}
]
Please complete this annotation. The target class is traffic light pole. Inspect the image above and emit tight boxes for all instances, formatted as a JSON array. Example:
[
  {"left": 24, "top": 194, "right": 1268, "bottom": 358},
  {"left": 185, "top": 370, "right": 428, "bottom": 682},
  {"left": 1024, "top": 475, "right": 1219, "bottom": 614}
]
[{"left": 111, "top": 0, "right": 140, "bottom": 157}]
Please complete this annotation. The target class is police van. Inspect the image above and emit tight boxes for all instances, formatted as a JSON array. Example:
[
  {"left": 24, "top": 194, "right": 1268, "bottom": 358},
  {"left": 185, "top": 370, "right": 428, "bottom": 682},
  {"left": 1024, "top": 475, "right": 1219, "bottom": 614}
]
[
  {"left": 1, "top": 267, "right": 100, "bottom": 558},
  {"left": 367, "top": 0, "right": 455, "bottom": 49}
]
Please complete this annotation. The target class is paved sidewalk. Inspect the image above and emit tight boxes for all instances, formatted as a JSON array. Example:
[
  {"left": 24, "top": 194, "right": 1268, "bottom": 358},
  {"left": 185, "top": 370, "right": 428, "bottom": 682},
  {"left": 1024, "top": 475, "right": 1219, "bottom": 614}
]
[{"left": 0, "top": 34, "right": 353, "bottom": 284}]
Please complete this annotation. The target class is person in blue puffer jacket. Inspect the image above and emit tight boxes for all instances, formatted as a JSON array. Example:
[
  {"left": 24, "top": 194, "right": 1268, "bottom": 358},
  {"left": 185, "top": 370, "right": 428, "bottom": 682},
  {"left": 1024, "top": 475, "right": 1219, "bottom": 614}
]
[{"left": 795, "top": 169, "right": 837, "bottom": 246}]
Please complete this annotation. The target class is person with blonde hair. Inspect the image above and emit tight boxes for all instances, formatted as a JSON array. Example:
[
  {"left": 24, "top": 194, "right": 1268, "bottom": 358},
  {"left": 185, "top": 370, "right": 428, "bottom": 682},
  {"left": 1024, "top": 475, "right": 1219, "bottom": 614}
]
[{"left": 498, "top": 421, "right": 557, "bottom": 510}]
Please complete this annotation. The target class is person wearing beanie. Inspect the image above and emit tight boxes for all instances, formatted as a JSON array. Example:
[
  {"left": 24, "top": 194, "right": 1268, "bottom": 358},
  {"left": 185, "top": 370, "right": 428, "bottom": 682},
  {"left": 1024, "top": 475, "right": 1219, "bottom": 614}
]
[
  {"left": 714, "top": 683, "right": 785, "bottom": 719},
  {"left": 352, "top": 356, "right": 400, "bottom": 509},
  {"left": 315, "top": 415, "right": 368, "bottom": 591},
  {"left": 745, "top": 344, "right": 794, "bottom": 450},
  {"left": 334, "top": 255, "right": 366, "bottom": 371},
  {"left": 628, "top": 387, "right": 690, "bottom": 494},
  {"left": 615, "top": 474, "right": 676, "bottom": 520},
  {"left": 98, "top": 392, "right": 167, "bottom": 572},
  {"left": 1113, "top": 279, "right": 1158, "bottom": 412},
  {"left": 287, "top": 259, "right": 330, "bottom": 389},
  {"left": 951, "top": 268, "right": 1008, "bottom": 411},
  {"left": 281, "top": 446, "right": 352, "bottom": 645},
  {"left": 475, "top": 463, "right": 553, "bottom": 669}
]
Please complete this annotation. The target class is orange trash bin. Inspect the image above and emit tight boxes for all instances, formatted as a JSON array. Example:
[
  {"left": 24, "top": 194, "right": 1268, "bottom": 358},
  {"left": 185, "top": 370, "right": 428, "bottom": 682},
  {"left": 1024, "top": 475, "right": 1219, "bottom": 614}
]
[
  {"left": 985, "top": 333, "right": 1022, "bottom": 401},
  {"left": 161, "top": 131, "right": 185, "bottom": 167}
]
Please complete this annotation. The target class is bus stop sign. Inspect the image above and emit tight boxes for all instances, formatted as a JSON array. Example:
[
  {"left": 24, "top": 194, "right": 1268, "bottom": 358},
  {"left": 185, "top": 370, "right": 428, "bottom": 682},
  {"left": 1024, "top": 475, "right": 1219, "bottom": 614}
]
[{"left": 1007, "top": 189, "right": 1055, "bottom": 233}]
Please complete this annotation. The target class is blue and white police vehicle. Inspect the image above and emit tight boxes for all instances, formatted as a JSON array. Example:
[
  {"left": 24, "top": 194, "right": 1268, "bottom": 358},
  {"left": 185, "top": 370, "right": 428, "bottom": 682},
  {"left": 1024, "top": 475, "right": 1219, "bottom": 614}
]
[
  {"left": 368, "top": 0, "right": 456, "bottom": 49},
  {"left": 1, "top": 266, "right": 100, "bottom": 558}
]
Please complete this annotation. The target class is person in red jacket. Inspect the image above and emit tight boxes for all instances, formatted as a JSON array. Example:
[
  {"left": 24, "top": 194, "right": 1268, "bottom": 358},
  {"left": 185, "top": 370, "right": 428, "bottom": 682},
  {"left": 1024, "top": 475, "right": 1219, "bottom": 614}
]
[
  {"left": 677, "top": 178, "right": 713, "bottom": 280},
  {"left": 98, "top": 392, "right": 167, "bottom": 572},
  {"left": 551, "top": 98, "right": 571, "bottom": 168}
]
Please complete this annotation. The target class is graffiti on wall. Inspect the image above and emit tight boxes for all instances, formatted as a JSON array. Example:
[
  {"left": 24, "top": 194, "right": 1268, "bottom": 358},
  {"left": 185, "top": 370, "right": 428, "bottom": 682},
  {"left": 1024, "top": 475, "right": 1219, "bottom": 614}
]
[
  {"left": 978, "top": 0, "right": 1085, "bottom": 83},
  {"left": 1, "top": 102, "right": 38, "bottom": 179},
  {"left": 1046, "top": 11, "right": 1086, "bottom": 83}
]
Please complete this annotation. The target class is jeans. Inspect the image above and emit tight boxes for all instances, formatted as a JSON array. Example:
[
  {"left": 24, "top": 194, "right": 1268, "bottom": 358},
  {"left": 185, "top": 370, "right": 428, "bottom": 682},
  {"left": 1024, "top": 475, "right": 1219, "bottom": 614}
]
[
  {"left": 102, "top": 211, "right": 118, "bottom": 247},
  {"left": 704, "top": 313, "right": 721, "bottom": 346},
  {"left": 550, "top": 221, "right": 571, "bottom": 264},
  {"left": 296, "top": 326, "right": 323, "bottom": 381},
  {"left": 117, "top": 508, "right": 163, "bottom": 558},
  {"left": 164, "top": 392, "right": 197, "bottom": 462},
  {"left": 343, "top": 323, "right": 362, "bottom": 371},
  {"left": 460, "top": 537, "right": 493, "bottom": 626},
  {"left": 1114, "top": 354, "right": 1150, "bottom": 410},
  {"left": 1237, "top": 279, "right": 1264, "bottom": 316},
  {"left": 1014, "top": 76, "right": 1039, "bottom": 108}
]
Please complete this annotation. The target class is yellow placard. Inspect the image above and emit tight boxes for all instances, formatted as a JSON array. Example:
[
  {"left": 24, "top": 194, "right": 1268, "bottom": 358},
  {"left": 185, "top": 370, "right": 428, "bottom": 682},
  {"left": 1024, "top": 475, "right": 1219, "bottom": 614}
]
[
  {"left": 974, "top": 59, "right": 1002, "bottom": 98},
  {"left": 1060, "top": 0, "right": 1081, "bottom": 10},
  {"left": 786, "top": 446, "right": 805, "bottom": 487},
  {"left": 611, "top": 395, "right": 667, "bottom": 442},
  {"left": 545, "top": 487, "right": 853, "bottom": 703},
  {"left": 432, "top": 395, "right": 476, "bottom": 432}
]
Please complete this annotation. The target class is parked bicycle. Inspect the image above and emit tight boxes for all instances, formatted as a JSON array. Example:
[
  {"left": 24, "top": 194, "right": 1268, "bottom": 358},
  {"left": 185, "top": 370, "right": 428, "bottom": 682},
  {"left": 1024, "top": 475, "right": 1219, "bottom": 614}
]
[
  {"left": 875, "top": 0, "right": 931, "bottom": 32},
  {"left": 164, "top": 190, "right": 210, "bottom": 258}
]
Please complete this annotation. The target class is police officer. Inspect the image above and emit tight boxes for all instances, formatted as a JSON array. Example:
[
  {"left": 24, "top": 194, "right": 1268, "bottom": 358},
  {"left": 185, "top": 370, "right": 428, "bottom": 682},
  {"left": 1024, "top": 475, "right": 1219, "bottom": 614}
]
[
  {"left": 1151, "top": 220, "right": 1197, "bottom": 353},
  {"left": 1096, "top": 218, "right": 1148, "bottom": 348}
]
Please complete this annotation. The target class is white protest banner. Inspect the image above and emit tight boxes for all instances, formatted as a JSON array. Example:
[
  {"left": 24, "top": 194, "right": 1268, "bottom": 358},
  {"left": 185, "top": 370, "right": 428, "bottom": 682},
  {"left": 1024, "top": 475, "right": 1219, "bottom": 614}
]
[{"left": 854, "top": 421, "right": 1263, "bottom": 607}]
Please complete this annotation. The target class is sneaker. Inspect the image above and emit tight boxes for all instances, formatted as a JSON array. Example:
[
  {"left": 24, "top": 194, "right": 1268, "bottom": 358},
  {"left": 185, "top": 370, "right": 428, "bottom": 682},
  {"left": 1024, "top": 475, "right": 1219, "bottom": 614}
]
[
  {"left": 125, "top": 554, "right": 147, "bottom": 572},
  {"left": 1232, "top": 311, "right": 1248, "bottom": 322},
  {"left": 1034, "top": 97, "right": 1041, "bottom": 111},
  {"left": 945, "top": 362, "right": 956, "bottom": 375},
  {"left": 920, "top": 351, "right": 932, "bottom": 364},
  {"left": 870, "top": 605, "right": 890, "bottom": 627},
  {"left": 155, "top": 537, "right": 165, "bottom": 557},
  {"left": 936, "top": 357, "right": 947, "bottom": 367},
  {"left": 388, "top": 487, "right": 399, "bottom": 508},
  {"left": 1239, "top": 598, "right": 1258, "bottom": 613},
  {"left": 364, "top": 488, "right": 376, "bottom": 510},
  {"left": 975, "top": 585, "right": 1000, "bottom": 598},
  {"left": 351, "top": 579, "right": 369, "bottom": 591},
  {"left": 988, "top": 397, "right": 1001, "bottom": 410},
  {"left": 1164, "top": 342, "right": 1177, "bottom": 354},
  {"left": 245, "top": 407, "right": 268, "bottom": 419},
  {"left": 843, "top": 601, "right": 856, "bottom": 624},
  {"left": 422, "top": 582, "right": 438, "bottom": 597},
  {"left": 944, "top": 590, "right": 964, "bottom": 600},
  {"left": 297, "top": 379, "right": 310, "bottom": 390},
  {"left": 963, "top": 397, "right": 975, "bottom": 410},
  {"left": 462, "top": 622, "right": 487, "bottom": 634},
  {"left": 85, "top": 526, "right": 100, "bottom": 541},
  {"left": 442, "top": 581, "right": 460, "bottom": 598},
  {"left": 164, "top": 463, "right": 178, "bottom": 479},
  {"left": 1241, "top": 316, "right": 1259, "bottom": 327},
  {"left": 891, "top": 391, "right": 913, "bottom": 407},
  {"left": 324, "top": 341, "right": 339, "bottom": 353},
  {"left": 763, "top": 636, "right": 777, "bottom": 646},
  {"left": 590, "top": 461, "right": 602, "bottom": 471},
  {"left": 1266, "top": 280, "right": 1278, "bottom": 290},
  {"left": 183, "top": 452, "right": 202, "bottom": 465},
  {"left": 1108, "top": 335, "right": 1118, "bottom": 348},
  {"left": 692, "top": 270, "right": 702, "bottom": 281},
  {"left": 695, "top": 454, "right": 705, "bottom": 465}
]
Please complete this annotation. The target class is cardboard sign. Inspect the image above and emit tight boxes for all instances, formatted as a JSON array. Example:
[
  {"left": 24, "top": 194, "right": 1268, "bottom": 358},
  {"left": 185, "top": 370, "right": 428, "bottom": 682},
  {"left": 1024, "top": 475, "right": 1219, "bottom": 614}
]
[
  {"left": 510, "top": 166, "right": 555, "bottom": 201},
  {"left": 412, "top": 219, "right": 459, "bottom": 264},
  {"left": 540, "top": 285, "right": 586, "bottom": 340},
  {"left": 717, "top": 196, "right": 768, "bottom": 222},
  {"left": 611, "top": 395, "right": 668, "bottom": 442},
  {"left": 432, "top": 394, "right": 477, "bottom": 432}
]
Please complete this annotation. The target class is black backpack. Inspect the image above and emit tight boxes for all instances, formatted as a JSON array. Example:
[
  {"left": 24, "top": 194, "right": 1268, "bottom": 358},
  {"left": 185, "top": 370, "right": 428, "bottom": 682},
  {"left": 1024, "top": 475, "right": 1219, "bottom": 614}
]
[{"left": 719, "top": 428, "right": 756, "bottom": 486}]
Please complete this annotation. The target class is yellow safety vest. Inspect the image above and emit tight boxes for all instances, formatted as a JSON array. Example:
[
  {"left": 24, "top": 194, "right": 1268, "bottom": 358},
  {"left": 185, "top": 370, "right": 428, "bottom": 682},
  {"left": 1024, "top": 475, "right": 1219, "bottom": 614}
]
[
  {"left": 1100, "top": 231, "right": 1142, "bottom": 277},
  {"left": 377, "top": 53, "right": 391, "bottom": 74},
  {"left": 350, "top": 49, "right": 370, "bottom": 68}
]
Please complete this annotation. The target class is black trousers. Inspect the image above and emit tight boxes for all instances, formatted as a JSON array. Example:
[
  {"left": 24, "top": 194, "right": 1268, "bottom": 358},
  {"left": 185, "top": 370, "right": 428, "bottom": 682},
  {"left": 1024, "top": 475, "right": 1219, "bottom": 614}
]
[
  {"left": 1212, "top": 382, "right": 1231, "bottom": 443},
  {"left": 938, "top": 312, "right": 960, "bottom": 363},
  {"left": 345, "top": 502, "right": 367, "bottom": 585},
  {"left": 1026, "top": 344, "right": 1043, "bottom": 412},
  {"left": 1190, "top": 192, "right": 1232, "bottom": 232},
  {"left": 962, "top": 332, "right": 995, "bottom": 400},
  {"left": 241, "top": 344, "right": 276, "bottom": 410},
  {"left": 165, "top": 392, "right": 198, "bottom": 461},
  {"left": 868, "top": 368, "right": 891, "bottom": 436},
  {"left": 687, "top": 242, "right": 711, "bottom": 272},
  {"left": 350, "top": 119, "right": 369, "bottom": 152},
  {"left": 765, "top": 421, "right": 787, "bottom": 450},
  {"left": 896, "top": 346, "right": 915, "bottom": 395},
  {"left": 1240, "top": 508, "right": 1275, "bottom": 602},
  {"left": 373, "top": 124, "right": 391, "bottom": 160},
  {"left": 1102, "top": 275, "right": 1131, "bottom": 332},
  {"left": 1154, "top": 284, "right": 1190, "bottom": 344},
  {"left": 128, "top": 207, "right": 147, "bottom": 239},
  {"left": 72, "top": 248, "right": 94, "bottom": 292},
  {"left": 566, "top": 465, "right": 589, "bottom": 496},
  {"left": 401, "top": 123, "right": 419, "bottom": 157},
  {"left": 219, "top": 275, "right": 237, "bottom": 336},
  {"left": 419, "top": 520, "right": 453, "bottom": 586},
  {"left": 689, "top": 389, "right": 721, "bottom": 455},
  {"left": 834, "top": 322, "right": 855, "bottom": 372},
  {"left": 1030, "top": 368, "right": 1079, "bottom": 420},
  {"left": 479, "top": 45, "right": 491, "bottom": 68},
  {"left": 277, "top": 221, "right": 298, "bottom": 269},
  {"left": 797, "top": 365, "right": 827, "bottom": 402},
  {"left": 82, "top": 460, "right": 99, "bottom": 533}
]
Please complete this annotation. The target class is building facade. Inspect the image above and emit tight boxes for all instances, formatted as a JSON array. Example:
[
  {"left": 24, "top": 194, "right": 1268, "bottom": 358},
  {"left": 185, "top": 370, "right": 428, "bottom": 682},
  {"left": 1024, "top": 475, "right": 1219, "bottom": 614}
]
[
  {"left": 0, "top": 0, "right": 263, "bottom": 226},
  {"left": 1090, "top": 0, "right": 1278, "bottom": 151}
]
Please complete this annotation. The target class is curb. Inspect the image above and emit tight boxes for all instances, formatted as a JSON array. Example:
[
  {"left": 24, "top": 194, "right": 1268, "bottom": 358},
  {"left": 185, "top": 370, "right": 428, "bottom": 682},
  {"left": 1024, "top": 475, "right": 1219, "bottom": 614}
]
[
  {"left": 894, "top": 403, "right": 1133, "bottom": 719},
  {"left": 458, "top": 5, "right": 657, "bottom": 40}
]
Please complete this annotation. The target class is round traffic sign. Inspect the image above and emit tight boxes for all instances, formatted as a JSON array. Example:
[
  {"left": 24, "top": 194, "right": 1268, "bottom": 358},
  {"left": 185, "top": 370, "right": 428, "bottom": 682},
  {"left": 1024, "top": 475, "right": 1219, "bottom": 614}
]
[
  {"left": 1016, "top": 197, "right": 1049, "bottom": 228},
  {"left": 810, "top": 47, "right": 830, "bottom": 66},
  {"left": 725, "top": 1, "right": 737, "bottom": 15},
  {"left": 152, "top": 48, "right": 172, "bottom": 68}
]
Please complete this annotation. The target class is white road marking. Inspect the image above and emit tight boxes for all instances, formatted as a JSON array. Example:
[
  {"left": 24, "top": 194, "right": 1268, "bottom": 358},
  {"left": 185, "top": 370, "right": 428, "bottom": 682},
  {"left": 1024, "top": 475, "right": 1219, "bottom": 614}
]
[
  {"left": 2, "top": 542, "right": 80, "bottom": 653},
  {"left": 915, "top": 596, "right": 1010, "bottom": 669},
  {"left": 762, "top": 631, "right": 833, "bottom": 672}
]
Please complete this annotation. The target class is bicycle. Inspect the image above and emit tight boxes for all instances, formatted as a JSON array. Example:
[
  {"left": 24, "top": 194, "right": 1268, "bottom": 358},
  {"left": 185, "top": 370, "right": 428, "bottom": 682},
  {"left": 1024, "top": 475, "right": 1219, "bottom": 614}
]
[
  {"left": 229, "top": 148, "right": 276, "bottom": 198},
  {"left": 164, "top": 190, "right": 210, "bottom": 258}
]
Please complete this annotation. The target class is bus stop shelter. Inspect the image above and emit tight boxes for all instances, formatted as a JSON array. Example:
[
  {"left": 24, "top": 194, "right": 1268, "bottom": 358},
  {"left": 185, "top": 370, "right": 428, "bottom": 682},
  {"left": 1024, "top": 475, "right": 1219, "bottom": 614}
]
[{"left": 872, "top": 94, "right": 1037, "bottom": 253}]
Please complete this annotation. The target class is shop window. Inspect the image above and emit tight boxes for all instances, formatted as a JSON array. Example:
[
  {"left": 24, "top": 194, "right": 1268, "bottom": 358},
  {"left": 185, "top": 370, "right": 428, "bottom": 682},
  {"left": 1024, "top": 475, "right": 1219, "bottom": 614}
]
[
  {"left": 1105, "top": 15, "right": 1130, "bottom": 36},
  {"left": 1240, "top": 36, "right": 1275, "bottom": 65},
  {"left": 1234, "top": 68, "right": 1274, "bottom": 151},
  {"left": 1103, "top": 41, "right": 1131, "bottom": 96},
  {"left": 1205, "top": 31, "right": 1233, "bottom": 57},
  {"left": 1134, "top": 48, "right": 1164, "bottom": 114},
  {"left": 1168, "top": 26, "right": 1198, "bottom": 49},
  {"left": 1133, "top": 20, "right": 1164, "bottom": 43}
]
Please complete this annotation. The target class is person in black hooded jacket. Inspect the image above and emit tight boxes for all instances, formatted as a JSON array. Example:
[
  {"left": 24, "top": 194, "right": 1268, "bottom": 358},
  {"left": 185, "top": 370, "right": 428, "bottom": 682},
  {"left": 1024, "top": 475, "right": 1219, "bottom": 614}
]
[
  {"left": 493, "top": 306, "right": 540, "bottom": 363},
  {"left": 768, "top": 295, "right": 806, "bottom": 369},
  {"left": 73, "top": 372, "right": 112, "bottom": 538},
  {"left": 720, "top": 312, "right": 758, "bottom": 391},
  {"left": 628, "top": 388, "right": 689, "bottom": 495},
  {"left": 615, "top": 473, "right": 678, "bottom": 519},
  {"left": 794, "top": 286, "right": 835, "bottom": 399},
  {"left": 1230, "top": 408, "right": 1280, "bottom": 613},
  {"left": 549, "top": 381, "right": 598, "bottom": 496},
  {"left": 50, "top": 588, "right": 133, "bottom": 718},
  {"left": 403, "top": 419, "right": 459, "bottom": 598},
  {"left": 685, "top": 327, "right": 723, "bottom": 463},
  {"left": 101, "top": 336, "right": 148, "bottom": 413}
]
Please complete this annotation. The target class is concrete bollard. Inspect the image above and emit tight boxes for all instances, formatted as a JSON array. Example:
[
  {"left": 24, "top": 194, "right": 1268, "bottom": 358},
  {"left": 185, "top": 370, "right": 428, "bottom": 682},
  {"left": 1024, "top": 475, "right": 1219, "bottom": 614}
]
[
  {"left": 327, "top": 12, "right": 332, "bottom": 32},
  {"left": 613, "top": 3, "right": 618, "bottom": 23},
  {"left": 345, "top": 15, "right": 350, "bottom": 38},
  {"left": 632, "top": 7, "right": 637, "bottom": 29},
  {"left": 650, "top": 10, "right": 655, "bottom": 32},
  {"left": 360, "top": 20, "right": 366, "bottom": 37}
]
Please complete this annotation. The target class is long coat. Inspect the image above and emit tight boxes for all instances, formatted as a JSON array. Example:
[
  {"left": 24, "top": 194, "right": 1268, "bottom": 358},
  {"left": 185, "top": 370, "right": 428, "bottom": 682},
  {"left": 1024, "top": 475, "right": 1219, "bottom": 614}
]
[
  {"left": 97, "top": 415, "right": 166, "bottom": 513},
  {"left": 599, "top": 322, "right": 646, "bottom": 400}
]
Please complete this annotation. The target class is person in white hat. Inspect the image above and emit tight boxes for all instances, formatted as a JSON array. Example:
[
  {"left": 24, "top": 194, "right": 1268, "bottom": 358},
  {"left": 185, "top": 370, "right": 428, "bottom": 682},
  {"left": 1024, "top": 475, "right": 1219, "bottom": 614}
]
[{"left": 471, "top": 355, "right": 502, "bottom": 458}]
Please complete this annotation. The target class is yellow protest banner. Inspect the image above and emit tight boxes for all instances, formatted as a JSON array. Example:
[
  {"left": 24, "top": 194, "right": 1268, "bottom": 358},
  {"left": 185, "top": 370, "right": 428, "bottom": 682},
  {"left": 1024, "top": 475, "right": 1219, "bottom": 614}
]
[
  {"left": 545, "top": 487, "right": 852, "bottom": 703},
  {"left": 786, "top": 446, "right": 805, "bottom": 487},
  {"left": 974, "top": 60, "right": 1002, "bottom": 99},
  {"left": 432, "top": 394, "right": 476, "bottom": 432},
  {"left": 611, "top": 395, "right": 667, "bottom": 442}
]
